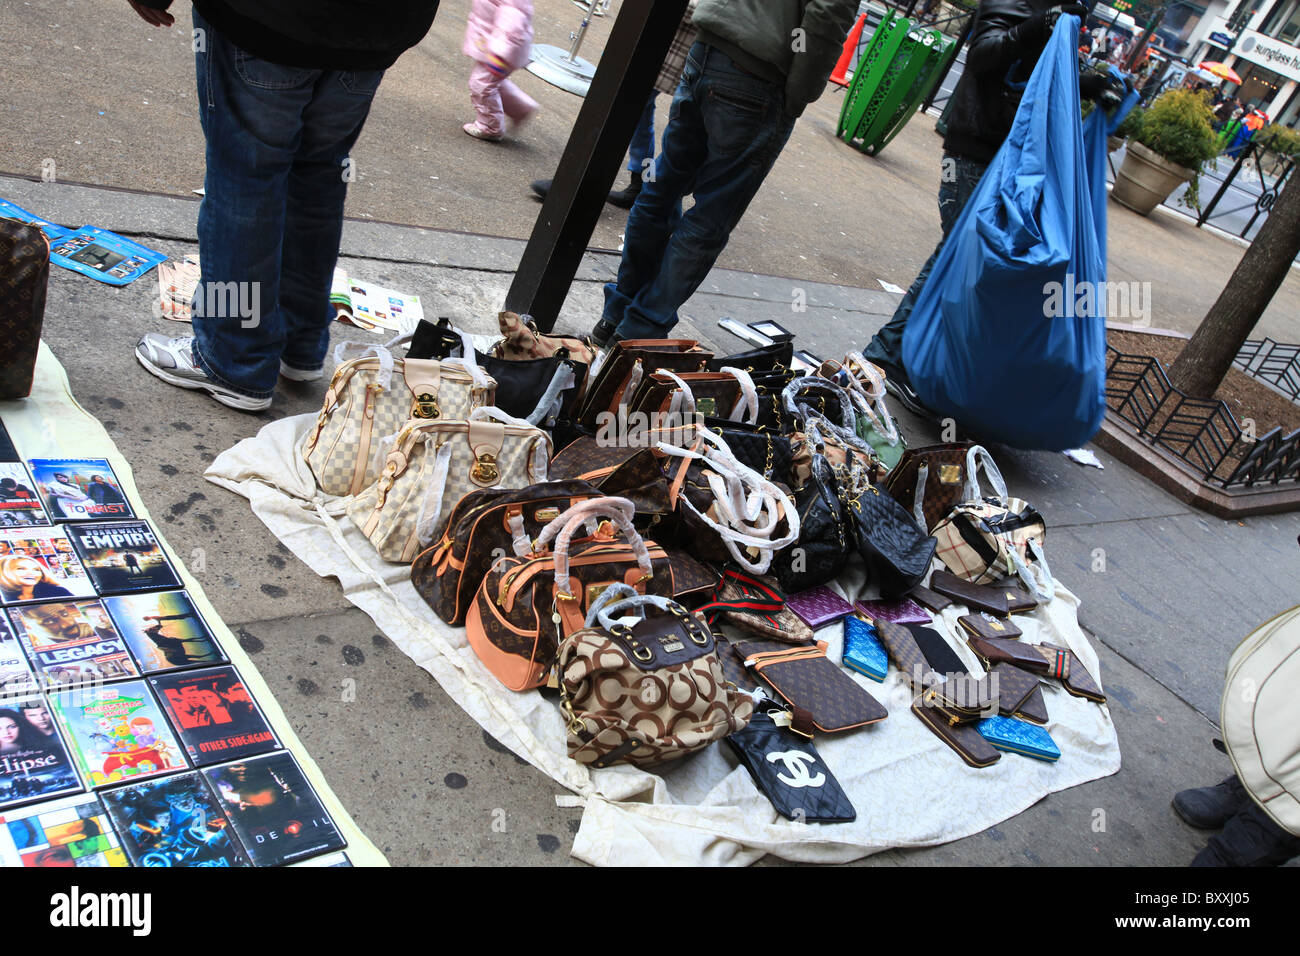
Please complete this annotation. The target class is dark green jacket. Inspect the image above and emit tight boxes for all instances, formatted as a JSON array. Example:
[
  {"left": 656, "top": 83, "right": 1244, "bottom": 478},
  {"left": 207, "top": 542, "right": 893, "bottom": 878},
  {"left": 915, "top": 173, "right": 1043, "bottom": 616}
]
[{"left": 692, "top": 0, "right": 858, "bottom": 116}]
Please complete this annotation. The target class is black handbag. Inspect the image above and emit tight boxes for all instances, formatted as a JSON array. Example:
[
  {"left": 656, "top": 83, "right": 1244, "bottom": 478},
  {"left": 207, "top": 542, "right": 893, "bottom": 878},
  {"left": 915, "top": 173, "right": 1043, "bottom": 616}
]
[
  {"left": 711, "top": 426, "right": 794, "bottom": 486},
  {"left": 706, "top": 339, "right": 794, "bottom": 374},
  {"left": 842, "top": 468, "right": 937, "bottom": 600},
  {"left": 771, "top": 450, "right": 849, "bottom": 593},
  {"left": 409, "top": 317, "right": 586, "bottom": 424}
]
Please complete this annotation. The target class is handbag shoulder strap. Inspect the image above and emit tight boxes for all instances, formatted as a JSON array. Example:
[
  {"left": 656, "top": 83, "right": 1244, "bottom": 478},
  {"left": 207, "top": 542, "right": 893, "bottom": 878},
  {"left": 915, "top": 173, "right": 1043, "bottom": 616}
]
[
  {"left": 962, "top": 444, "right": 1008, "bottom": 501},
  {"left": 719, "top": 366, "right": 759, "bottom": 425}
]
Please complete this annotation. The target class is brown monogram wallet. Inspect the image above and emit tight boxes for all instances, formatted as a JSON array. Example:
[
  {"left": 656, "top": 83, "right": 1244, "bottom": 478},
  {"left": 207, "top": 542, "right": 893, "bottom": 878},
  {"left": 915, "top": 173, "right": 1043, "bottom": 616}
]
[
  {"left": 929, "top": 570, "right": 1009, "bottom": 617},
  {"left": 735, "top": 641, "right": 888, "bottom": 733},
  {"left": 958, "top": 612, "right": 1023, "bottom": 642}
]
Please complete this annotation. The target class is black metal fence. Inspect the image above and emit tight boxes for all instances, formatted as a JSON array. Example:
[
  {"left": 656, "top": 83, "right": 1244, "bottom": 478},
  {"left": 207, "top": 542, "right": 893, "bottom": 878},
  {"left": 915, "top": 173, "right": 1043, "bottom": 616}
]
[
  {"left": 1104, "top": 345, "right": 1300, "bottom": 488},
  {"left": 1196, "top": 140, "right": 1296, "bottom": 239},
  {"left": 1234, "top": 337, "right": 1300, "bottom": 402}
]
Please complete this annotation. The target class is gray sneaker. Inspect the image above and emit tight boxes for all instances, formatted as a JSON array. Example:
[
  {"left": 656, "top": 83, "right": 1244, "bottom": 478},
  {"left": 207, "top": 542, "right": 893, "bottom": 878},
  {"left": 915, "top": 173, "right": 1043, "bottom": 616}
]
[{"left": 135, "top": 333, "right": 271, "bottom": 412}]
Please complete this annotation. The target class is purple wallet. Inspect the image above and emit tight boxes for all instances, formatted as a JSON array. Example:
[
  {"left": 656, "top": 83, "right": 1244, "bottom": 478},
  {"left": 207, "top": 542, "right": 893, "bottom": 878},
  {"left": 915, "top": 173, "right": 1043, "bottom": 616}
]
[
  {"left": 786, "top": 585, "right": 855, "bottom": 629},
  {"left": 855, "top": 598, "right": 931, "bottom": 625}
]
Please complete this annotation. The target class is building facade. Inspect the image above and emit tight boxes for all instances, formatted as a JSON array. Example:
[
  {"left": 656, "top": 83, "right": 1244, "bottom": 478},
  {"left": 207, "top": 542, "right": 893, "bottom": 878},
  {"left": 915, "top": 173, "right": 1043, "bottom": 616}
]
[{"left": 1194, "top": 0, "right": 1300, "bottom": 127}]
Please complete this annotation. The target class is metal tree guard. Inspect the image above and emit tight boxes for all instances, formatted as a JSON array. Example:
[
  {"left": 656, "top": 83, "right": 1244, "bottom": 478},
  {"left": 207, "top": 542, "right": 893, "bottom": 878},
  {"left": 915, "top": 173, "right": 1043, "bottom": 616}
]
[
  {"left": 838, "top": 10, "right": 957, "bottom": 155},
  {"left": 528, "top": 3, "right": 606, "bottom": 96}
]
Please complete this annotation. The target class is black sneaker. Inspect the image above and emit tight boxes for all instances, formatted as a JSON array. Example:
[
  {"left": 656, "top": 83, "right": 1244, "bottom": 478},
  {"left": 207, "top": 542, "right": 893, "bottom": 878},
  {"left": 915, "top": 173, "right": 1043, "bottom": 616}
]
[
  {"left": 590, "top": 319, "right": 617, "bottom": 348},
  {"left": 1172, "top": 775, "right": 1250, "bottom": 829},
  {"left": 876, "top": 365, "right": 938, "bottom": 420},
  {"left": 607, "top": 171, "right": 643, "bottom": 209},
  {"left": 1192, "top": 799, "right": 1300, "bottom": 866},
  {"left": 530, "top": 178, "right": 552, "bottom": 200}
]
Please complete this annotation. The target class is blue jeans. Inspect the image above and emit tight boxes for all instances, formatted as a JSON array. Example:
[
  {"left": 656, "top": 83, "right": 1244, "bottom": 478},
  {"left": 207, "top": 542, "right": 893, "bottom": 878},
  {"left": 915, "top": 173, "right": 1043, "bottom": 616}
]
[
  {"left": 602, "top": 43, "right": 796, "bottom": 340},
  {"left": 191, "top": 9, "right": 383, "bottom": 399},
  {"left": 864, "top": 154, "right": 987, "bottom": 380},
  {"left": 627, "top": 93, "right": 656, "bottom": 174}
]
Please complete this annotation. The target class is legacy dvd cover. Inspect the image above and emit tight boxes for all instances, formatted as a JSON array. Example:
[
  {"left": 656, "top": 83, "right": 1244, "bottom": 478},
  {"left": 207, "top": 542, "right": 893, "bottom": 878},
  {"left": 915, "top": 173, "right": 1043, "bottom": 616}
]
[
  {"left": 0, "top": 527, "right": 95, "bottom": 605},
  {"left": 205, "top": 751, "right": 345, "bottom": 866},
  {"left": 0, "top": 792, "right": 128, "bottom": 867},
  {"left": 6, "top": 599, "right": 139, "bottom": 689},
  {"left": 151, "top": 666, "right": 278, "bottom": 766},
  {"left": 0, "top": 694, "right": 83, "bottom": 810},
  {"left": 101, "top": 771, "right": 251, "bottom": 867},
  {"left": 0, "top": 463, "right": 50, "bottom": 528},
  {"left": 50, "top": 680, "right": 186, "bottom": 788},
  {"left": 27, "top": 459, "right": 133, "bottom": 522},
  {"left": 103, "top": 590, "right": 226, "bottom": 673},
  {"left": 66, "top": 521, "right": 181, "bottom": 595}
]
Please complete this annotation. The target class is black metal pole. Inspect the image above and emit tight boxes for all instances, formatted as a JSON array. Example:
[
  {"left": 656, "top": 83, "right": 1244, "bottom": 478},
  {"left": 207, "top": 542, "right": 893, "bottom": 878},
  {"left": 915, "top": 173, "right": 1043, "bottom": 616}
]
[
  {"left": 1196, "top": 140, "right": 1252, "bottom": 226},
  {"left": 921, "top": 11, "right": 976, "bottom": 113},
  {"left": 505, "top": 0, "right": 687, "bottom": 332}
]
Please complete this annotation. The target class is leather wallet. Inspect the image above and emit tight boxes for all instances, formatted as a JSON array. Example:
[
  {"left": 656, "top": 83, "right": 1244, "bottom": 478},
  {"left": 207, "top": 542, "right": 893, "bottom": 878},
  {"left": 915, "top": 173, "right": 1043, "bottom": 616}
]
[
  {"left": 929, "top": 570, "right": 1009, "bottom": 617},
  {"left": 736, "top": 641, "right": 888, "bottom": 733},
  {"left": 905, "top": 622, "right": 968, "bottom": 679},
  {"left": 907, "top": 583, "right": 953, "bottom": 614},
  {"left": 843, "top": 613, "right": 888, "bottom": 682},
  {"left": 994, "top": 579, "right": 1039, "bottom": 614},
  {"left": 1033, "top": 643, "right": 1107, "bottom": 703},
  {"left": 726, "top": 703, "right": 857, "bottom": 823},
  {"left": 928, "top": 676, "right": 997, "bottom": 721},
  {"left": 875, "top": 620, "right": 969, "bottom": 690},
  {"left": 958, "top": 612, "right": 1023, "bottom": 642},
  {"left": 856, "top": 597, "right": 930, "bottom": 625},
  {"left": 911, "top": 693, "right": 1001, "bottom": 768},
  {"left": 990, "top": 664, "right": 1050, "bottom": 725},
  {"left": 977, "top": 715, "right": 1061, "bottom": 762},
  {"left": 966, "top": 634, "right": 1051, "bottom": 674},
  {"left": 786, "top": 585, "right": 855, "bottom": 629}
]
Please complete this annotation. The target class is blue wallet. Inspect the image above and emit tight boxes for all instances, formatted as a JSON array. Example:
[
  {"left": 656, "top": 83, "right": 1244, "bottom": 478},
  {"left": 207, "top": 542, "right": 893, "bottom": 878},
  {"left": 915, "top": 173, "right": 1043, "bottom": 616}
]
[
  {"left": 843, "top": 613, "right": 888, "bottom": 682},
  {"left": 976, "top": 715, "right": 1061, "bottom": 762}
]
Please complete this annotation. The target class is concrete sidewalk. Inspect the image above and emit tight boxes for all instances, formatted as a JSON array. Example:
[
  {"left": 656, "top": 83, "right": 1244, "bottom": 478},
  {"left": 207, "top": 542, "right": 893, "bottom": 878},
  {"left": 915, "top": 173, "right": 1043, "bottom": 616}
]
[{"left": 9, "top": 173, "right": 1300, "bottom": 866}]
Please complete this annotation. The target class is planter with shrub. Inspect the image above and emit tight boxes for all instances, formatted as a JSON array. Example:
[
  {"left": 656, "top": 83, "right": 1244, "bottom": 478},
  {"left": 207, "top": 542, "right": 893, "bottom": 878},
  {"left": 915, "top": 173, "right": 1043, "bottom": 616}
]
[{"left": 1112, "top": 90, "right": 1217, "bottom": 215}]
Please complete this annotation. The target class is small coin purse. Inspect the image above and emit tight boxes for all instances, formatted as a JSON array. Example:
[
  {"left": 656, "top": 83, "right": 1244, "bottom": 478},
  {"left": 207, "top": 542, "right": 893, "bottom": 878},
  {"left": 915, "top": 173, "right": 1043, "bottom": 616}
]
[
  {"left": 843, "top": 613, "right": 889, "bottom": 682},
  {"left": 977, "top": 715, "right": 1061, "bottom": 762}
]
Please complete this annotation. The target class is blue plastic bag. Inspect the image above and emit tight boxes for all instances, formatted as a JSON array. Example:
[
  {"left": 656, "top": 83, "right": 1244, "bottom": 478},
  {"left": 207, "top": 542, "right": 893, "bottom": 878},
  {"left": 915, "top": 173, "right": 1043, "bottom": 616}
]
[{"left": 902, "top": 18, "right": 1123, "bottom": 451}]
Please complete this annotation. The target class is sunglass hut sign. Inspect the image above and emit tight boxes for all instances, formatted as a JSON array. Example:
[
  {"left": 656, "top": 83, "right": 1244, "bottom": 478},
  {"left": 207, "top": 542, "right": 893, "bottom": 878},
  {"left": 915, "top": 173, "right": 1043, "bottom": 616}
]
[{"left": 1239, "top": 32, "right": 1300, "bottom": 83}]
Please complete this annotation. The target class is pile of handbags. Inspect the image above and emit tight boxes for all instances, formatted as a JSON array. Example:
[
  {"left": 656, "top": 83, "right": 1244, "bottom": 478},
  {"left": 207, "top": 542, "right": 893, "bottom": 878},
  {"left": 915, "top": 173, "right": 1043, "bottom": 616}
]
[{"left": 297, "top": 311, "right": 1095, "bottom": 802}]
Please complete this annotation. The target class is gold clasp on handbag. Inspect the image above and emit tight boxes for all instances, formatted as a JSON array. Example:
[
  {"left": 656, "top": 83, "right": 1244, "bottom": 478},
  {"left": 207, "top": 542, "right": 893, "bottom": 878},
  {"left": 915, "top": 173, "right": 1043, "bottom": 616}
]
[
  {"left": 471, "top": 451, "right": 499, "bottom": 484},
  {"left": 412, "top": 391, "right": 440, "bottom": 419},
  {"left": 374, "top": 462, "right": 398, "bottom": 508}
]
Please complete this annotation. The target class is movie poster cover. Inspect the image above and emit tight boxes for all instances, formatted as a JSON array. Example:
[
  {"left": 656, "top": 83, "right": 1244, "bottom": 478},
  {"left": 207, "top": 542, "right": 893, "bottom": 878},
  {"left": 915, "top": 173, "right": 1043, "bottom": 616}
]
[
  {"left": 0, "top": 792, "right": 128, "bottom": 867},
  {"left": 0, "top": 463, "right": 50, "bottom": 528},
  {"left": 0, "top": 527, "right": 96, "bottom": 605},
  {"left": 151, "top": 666, "right": 277, "bottom": 766},
  {"left": 7, "top": 599, "right": 139, "bottom": 690},
  {"left": 102, "top": 591, "right": 226, "bottom": 674},
  {"left": 50, "top": 680, "right": 185, "bottom": 788},
  {"left": 0, "top": 693, "right": 82, "bottom": 810},
  {"left": 0, "top": 615, "right": 37, "bottom": 697},
  {"left": 100, "top": 771, "right": 250, "bottom": 867},
  {"left": 204, "top": 752, "right": 345, "bottom": 866},
  {"left": 26, "top": 459, "right": 133, "bottom": 523},
  {"left": 66, "top": 521, "right": 181, "bottom": 595}
]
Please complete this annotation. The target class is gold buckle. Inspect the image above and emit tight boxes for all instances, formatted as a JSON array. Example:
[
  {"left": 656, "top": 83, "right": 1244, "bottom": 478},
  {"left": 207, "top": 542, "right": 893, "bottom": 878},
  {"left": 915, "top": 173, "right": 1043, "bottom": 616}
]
[
  {"left": 471, "top": 452, "right": 499, "bottom": 484},
  {"left": 412, "top": 392, "right": 440, "bottom": 419}
]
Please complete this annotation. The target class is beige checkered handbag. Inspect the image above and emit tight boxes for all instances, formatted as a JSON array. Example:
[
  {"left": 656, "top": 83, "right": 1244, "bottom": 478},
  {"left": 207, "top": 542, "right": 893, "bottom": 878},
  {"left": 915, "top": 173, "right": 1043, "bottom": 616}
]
[
  {"left": 303, "top": 338, "right": 496, "bottom": 498},
  {"left": 347, "top": 407, "right": 551, "bottom": 563},
  {"left": 930, "top": 446, "right": 1055, "bottom": 602}
]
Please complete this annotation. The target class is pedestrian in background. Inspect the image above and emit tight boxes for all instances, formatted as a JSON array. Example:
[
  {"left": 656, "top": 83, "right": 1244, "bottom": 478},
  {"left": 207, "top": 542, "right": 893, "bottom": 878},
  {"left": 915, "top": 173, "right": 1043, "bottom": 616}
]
[
  {"left": 462, "top": 0, "right": 539, "bottom": 142},
  {"left": 128, "top": 0, "right": 439, "bottom": 413},
  {"left": 594, "top": 0, "right": 859, "bottom": 346}
]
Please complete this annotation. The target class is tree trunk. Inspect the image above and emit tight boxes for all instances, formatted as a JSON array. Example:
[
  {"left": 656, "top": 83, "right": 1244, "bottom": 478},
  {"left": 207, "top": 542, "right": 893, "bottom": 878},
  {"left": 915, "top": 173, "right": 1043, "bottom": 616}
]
[{"left": 1168, "top": 167, "right": 1300, "bottom": 398}]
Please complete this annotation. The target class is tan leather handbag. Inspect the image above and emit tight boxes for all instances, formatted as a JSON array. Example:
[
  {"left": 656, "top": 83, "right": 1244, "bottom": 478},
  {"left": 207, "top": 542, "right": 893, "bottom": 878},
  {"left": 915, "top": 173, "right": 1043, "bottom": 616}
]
[
  {"left": 303, "top": 338, "right": 496, "bottom": 497},
  {"left": 466, "top": 498, "right": 676, "bottom": 692},
  {"left": 346, "top": 407, "right": 550, "bottom": 563},
  {"left": 557, "top": 584, "right": 753, "bottom": 768}
]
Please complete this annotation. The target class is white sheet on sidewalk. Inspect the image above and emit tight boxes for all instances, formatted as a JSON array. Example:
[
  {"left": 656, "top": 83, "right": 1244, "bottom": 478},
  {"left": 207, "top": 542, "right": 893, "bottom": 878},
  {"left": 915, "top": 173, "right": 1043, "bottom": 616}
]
[{"left": 206, "top": 413, "right": 1121, "bottom": 866}]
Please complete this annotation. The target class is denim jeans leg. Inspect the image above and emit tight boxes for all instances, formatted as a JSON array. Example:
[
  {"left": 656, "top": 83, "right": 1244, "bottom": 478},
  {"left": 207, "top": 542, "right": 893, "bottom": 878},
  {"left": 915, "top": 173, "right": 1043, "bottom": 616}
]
[
  {"left": 627, "top": 93, "right": 656, "bottom": 175},
  {"left": 863, "top": 154, "right": 988, "bottom": 376},
  {"left": 603, "top": 51, "right": 708, "bottom": 332},
  {"left": 191, "top": 9, "right": 318, "bottom": 399},
  {"left": 613, "top": 46, "right": 794, "bottom": 341},
  {"left": 278, "top": 70, "right": 382, "bottom": 373}
]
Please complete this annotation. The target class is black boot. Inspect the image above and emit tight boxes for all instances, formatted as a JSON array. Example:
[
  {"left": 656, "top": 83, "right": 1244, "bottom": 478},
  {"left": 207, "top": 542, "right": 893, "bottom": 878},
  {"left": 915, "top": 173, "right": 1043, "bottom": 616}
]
[
  {"left": 530, "top": 178, "right": 552, "bottom": 200},
  {"left": 607, "top": 170, "right": 643, "bottom": 209},
  {"left": 1191, "top": 799, "right": 1300, "bottom": 866},
  {"left": 1172, "top": 775, "right": 1250, "bottom": 829}
]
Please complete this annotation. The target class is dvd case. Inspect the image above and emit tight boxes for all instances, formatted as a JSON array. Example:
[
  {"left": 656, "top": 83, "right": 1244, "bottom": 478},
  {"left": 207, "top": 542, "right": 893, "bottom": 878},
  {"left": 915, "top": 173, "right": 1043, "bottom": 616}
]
[
  {"left": 65, "top": 521, "right": 181, "bottom": 595},
  {"left": 0, "top": 615, "right": 37, "bottom": 697},
  {"left": 100, "top": 771, "right": 251, "bottom": 867},
  {"left": 0, "top": 694, "right": 83, "bottom": 810},
  {"left": 50, "top": 680, "right": 187, "bottom": 788},
  {"left": 7, "top": 599, "right": 140, "bottom": 689},
  {"left": 0, "top": 527, "right": 96, "bottom": 605},
  {"left": 204, "top": 752, "right": 346, "bottom": 866},
  {"left": 0, "top": 792, "right": 128, "bottom": 867},
  {"left": 103, "top": 591, "right": 226, "bottom": 673},
  {"left": 151, "top": 666, "right": 278, "bottom": 766},
  {"left": 0, "top": 463, "right": 50, "bottom": 528},
  {"left": 26, "top": 459, "right": 133, "bottom": 523}
]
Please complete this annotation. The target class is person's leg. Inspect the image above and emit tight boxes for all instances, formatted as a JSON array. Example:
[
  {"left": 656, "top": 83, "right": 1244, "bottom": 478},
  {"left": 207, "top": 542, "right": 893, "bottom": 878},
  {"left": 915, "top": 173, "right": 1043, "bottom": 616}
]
[
  {"left": 467, "top": 62, "right": 506, "bottom": 137},
  {"left": 601, "top": 47, "right": 708, "bottom": 337},
  {"left": 497, "top": 76, "right": 539, "bottom": 122},
  {"left": 278, "top": 69, "right": 384, "bottom": 376},
  {"left": 627, "top": 93, "right": 657, "bottom": 176},
  {"left": 610, "top": 46, "right": 794, "bottom": 341},
  {"left": 157, "top": 9, "right": 318, "bottom": 404},
  {"left": 863, "top": 154, "right": 988, "bottom": 379}
]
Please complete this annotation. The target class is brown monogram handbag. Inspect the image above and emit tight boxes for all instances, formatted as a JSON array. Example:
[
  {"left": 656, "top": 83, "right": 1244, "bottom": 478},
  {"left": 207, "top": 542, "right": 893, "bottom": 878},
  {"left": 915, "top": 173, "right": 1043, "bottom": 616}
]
[
  {"left": 557, "top": 584, "right": 753, "bottom": 768},
  {"left": 883, "top": 442, "right": 974, "bottom": 532},
  {"left": 578, "top": 339, "right": 713, "bottom": 429},
  {"left": 0, "top": 219, "right": 50, "bottom": 399},
  {"left": 466, "top": 498, "right": 677, "bottom": 691}
]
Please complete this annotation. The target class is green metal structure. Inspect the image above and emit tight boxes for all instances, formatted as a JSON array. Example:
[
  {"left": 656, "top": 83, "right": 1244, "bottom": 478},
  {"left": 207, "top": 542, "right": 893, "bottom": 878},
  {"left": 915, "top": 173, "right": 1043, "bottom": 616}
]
[{"left": 838, "top": 10, "right": 958, "bottom": 156}]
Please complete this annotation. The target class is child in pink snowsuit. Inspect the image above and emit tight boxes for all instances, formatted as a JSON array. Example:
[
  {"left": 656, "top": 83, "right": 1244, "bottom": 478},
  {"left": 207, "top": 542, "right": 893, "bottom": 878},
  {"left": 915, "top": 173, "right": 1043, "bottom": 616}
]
[{"left": 463, "top": 0, "right": 538, "bottom": 141}]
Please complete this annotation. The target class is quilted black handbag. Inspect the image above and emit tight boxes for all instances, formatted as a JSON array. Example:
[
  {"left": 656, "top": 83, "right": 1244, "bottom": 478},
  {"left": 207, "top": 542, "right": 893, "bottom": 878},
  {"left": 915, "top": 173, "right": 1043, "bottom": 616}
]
[
  {"left": 770, "top": 449, "right": 849, "bottom": 593},
  {"left": 842, "top": 468, "right": 937, "bottom": 599}
]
